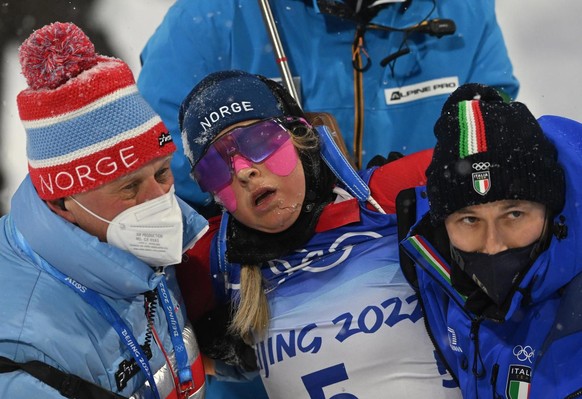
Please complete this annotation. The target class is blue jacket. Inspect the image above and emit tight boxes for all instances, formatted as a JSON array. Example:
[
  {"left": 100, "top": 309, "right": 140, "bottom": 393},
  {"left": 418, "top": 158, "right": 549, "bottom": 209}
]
[
  {"left": 137, "top": 0, "right": 519, "bottom": 209},
  {"left": 0, "top": 177, "right": 208, "bottom": 398},
  {"left": 400, "top": 115, "right": 582, "bottom": 399}
]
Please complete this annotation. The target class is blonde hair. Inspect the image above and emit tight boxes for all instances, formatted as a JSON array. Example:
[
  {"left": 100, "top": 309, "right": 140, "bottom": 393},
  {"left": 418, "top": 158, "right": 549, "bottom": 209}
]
[
  {"left": 290, "top": 121, "right": 319, "bottom": 152},
  {"left": 228, "top": 122, "right": 319, "bottom": 343},
  {"left": 228, "top": 264, "right": 270, "bottom": 343}
]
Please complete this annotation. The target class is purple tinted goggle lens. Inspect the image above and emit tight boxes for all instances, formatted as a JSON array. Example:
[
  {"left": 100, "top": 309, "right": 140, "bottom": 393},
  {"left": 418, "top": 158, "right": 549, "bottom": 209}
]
[{"left": 194, "top": 117, "right": 309, "bottom": 193}]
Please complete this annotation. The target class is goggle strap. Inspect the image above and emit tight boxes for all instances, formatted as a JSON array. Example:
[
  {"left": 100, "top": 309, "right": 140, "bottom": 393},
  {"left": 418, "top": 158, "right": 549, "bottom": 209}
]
[{"left": 317, "top": 125, "right": 385, "bottom": 213}]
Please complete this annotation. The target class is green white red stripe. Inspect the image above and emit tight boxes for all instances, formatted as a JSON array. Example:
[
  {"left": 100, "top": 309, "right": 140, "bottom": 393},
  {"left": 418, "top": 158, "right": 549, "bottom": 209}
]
[
  {"left": 458, "top": 100, "right": 487, "bottom": 158},
  {"left": 508, "top": 380, "right": 531, "bottom": 399},
  {"left": 405, "top": 235, "right": 468, "bottom": 302},
  {"left": 406, "top": 235, "right": 453, "bottom": 285},
  {"left": 473, "top": 177, "right": 490, "bottom": 195}
]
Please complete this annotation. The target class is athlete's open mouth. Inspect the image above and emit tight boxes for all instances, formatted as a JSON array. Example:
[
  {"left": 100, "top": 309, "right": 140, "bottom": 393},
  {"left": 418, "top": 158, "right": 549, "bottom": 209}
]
[{"left": 254, "top": 189, "right": 275, "bottom": 206}]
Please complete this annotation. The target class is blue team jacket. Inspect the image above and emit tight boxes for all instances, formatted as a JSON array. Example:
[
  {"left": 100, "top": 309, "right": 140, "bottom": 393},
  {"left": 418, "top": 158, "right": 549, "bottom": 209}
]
[
  {"left": 137, "top": 0, "right": 519, "bottom": 209},
  {"left": 0, "top": 177, "right": 208, "bottom": 398},
  {"left": 400, "top": 115, "right": 582, "bottom": 399}
]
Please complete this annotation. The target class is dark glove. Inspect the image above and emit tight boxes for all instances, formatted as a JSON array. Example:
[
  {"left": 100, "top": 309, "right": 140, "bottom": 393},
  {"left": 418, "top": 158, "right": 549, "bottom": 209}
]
[
  {"left": 366, "top": 151, "right": 404, "bottom": 168},
  {"left": 193, "top": 302, "right": 258, "bottom": 372}
]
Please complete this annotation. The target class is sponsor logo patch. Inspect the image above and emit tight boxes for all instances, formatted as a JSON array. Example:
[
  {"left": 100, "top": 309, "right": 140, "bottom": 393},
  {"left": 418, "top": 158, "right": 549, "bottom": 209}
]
[{"left": 385, "top": 77, "right": 459, "bottom": 105}]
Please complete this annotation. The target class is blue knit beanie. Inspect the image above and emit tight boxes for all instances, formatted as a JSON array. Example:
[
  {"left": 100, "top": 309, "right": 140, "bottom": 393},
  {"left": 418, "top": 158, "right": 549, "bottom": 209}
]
[{"left": 179, "top": 70, "right": 303, "bottom": 167}]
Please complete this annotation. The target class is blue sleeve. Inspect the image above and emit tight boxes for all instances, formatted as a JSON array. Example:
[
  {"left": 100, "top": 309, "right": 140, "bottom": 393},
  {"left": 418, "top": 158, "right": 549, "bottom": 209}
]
[
  {"left": 0, "top": 371, "right": 68, "bottom": 398},
  {"left": 205, "top": 374, "right": 269, "bottom": 399},
  {"left": 137, "top": 3, "right": 232, "bottom": 210},
  {"left": 467, "top": 0, "right": 519, "bottom": 99}
]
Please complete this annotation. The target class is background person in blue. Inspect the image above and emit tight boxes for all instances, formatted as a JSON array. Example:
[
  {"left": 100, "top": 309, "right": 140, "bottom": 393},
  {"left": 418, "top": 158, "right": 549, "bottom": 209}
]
[
  {"left": 399, "top": 83, "right": 582, "bottom": 398},
  {"left": 0, "top": 22, "right": 208, "bottom": 398},
  {"left": 137, "top": 0, "right": 519, "bottom": 216},
  {"left": 176, "top": 70, "right": 462, "bottom": 399}
]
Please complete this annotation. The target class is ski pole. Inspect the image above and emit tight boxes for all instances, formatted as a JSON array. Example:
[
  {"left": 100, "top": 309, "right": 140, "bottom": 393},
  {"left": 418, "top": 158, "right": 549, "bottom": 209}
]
[{"left": 257, "top": 0, "right": 302, "bottom": 109}]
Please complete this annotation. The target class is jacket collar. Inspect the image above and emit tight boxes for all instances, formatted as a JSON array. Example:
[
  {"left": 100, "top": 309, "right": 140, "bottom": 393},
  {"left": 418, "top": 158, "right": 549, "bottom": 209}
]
[{"left": 10, "top": 176, "right": 207, "bottom": 299}]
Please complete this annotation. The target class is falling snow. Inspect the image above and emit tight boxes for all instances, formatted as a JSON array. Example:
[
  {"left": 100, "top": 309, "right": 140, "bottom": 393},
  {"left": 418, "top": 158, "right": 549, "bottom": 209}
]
[{"left": 1, "top": 0, "right": 582, "bottom": 212}]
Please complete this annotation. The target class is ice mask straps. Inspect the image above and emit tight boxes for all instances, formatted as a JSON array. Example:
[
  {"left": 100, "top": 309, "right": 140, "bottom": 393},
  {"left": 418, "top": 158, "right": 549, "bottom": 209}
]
[{"left": 69, "top": 186, "right": 184, "bottom": 267}]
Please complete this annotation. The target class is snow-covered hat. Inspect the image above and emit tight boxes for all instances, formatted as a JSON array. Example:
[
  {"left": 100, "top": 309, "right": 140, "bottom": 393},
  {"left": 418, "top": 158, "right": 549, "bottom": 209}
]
[
  {"left": 179, "top": 70, "right": 303, "bottom": 168},
  {"left": 17, "top": 22, "right": 176, "bottom": 200},
  {"left": 426, "top": 83, "right": 565, "bottom": 223}
]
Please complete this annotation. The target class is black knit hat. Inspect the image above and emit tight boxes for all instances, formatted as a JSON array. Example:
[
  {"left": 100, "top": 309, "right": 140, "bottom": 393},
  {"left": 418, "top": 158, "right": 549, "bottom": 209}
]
[{"left": 426, "top": 83, "right": 565, "bottom": 223}]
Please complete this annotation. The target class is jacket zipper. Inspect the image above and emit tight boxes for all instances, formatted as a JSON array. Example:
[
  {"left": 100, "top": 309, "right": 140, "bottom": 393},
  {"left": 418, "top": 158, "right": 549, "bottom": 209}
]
[
  {"left": 470, "top": 317, "right": 486, "bottom": 379},
  {"left": 490, "top": 363, "right": 502, "bottom": 399},
  {"left": 352, "top": 26, "right": 367, "bottom": 169}
]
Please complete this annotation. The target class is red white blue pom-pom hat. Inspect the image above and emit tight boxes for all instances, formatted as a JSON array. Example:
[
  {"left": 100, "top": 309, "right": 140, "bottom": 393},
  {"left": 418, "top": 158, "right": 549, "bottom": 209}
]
[{"left": 17, "top": 22, "right": 176, "bottom": 200}]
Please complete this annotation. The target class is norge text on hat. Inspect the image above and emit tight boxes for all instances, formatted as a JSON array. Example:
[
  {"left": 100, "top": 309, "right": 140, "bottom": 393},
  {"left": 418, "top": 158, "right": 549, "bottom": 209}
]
[
  {"left": 17, "top": 22, "right": 176, "bottom": 200},
  {"left": 179, "top": 70, "right": 306, "bottom": 169}
]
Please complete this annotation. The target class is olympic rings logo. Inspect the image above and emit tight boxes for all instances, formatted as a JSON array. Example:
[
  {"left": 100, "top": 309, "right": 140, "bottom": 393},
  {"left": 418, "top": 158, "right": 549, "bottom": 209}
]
[
  {"left": 513, "top": 345, "right": 535, "bottom": 363},
  {"left": 472, "top": 162, "right": 491, "bottom": 171}
]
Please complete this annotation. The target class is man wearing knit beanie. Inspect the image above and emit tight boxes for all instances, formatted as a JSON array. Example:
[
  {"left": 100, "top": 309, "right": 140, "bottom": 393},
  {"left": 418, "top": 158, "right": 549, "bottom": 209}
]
[
  {"left": 0, "top": 22, "right": 207, "bottom": 398},
  {"left": 399, "top": 83, "right": 582, "bottom": 398},
  {"left": 426, "top": 83, "right": 564, "bottom": 224}
]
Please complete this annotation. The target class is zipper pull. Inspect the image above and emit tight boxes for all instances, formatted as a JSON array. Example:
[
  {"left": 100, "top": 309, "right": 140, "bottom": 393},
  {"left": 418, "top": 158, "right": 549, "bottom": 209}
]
[
  {"left": 470, "top": 317, "right": 486, "bottom": 378},
  {"left": 352, "top": 26, "right": 371, "bottom": 72}
]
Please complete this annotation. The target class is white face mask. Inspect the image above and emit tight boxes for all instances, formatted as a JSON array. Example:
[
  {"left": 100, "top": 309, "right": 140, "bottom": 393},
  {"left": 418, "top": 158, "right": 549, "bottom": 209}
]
[{"left": 70, "top": 186, "right": 184, "bottom": 267}]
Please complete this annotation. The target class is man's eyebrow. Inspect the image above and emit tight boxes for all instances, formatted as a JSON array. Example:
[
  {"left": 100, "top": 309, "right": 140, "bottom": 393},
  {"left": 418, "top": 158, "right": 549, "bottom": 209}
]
[
  {"left": 109, "top": 177, "right": 140, "bottom": 193},
  {"left": 454, "top": 207, "right": 476, "bottom": 215},
  {"left": 107, "top": 155, "right": 174, "bottom": 188},
  {"left": 499, "top": 200, "right": 525, "bottom": 211},
  {"left": 115, "top": 170, "right": 141, "bottom": 185}
]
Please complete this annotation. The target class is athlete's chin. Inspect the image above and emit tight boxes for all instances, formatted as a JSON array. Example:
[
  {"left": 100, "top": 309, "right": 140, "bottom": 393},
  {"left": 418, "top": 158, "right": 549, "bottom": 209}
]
[{"left": 252, "top": 212, "right": 300, "bottom": 234}]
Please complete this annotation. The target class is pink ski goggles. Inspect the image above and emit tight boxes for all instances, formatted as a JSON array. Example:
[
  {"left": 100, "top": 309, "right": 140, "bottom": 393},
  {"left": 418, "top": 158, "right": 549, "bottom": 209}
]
[{"left": 193, "top": 117, "right": 309, "bottom": 193}]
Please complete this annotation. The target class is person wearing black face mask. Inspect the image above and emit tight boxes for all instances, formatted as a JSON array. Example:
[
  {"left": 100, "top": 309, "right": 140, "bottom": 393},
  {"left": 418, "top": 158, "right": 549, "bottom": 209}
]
[{"left": 397, "top": 83, "right": 582, "bottom": 398}]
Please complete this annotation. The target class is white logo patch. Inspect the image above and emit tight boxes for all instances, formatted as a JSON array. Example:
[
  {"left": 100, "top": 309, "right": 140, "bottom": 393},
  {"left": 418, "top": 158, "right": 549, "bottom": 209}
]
[
  {"left": 513, "top": 345, "right": 535, "bottom": 363},
  {"left": 447, "top": 326, "right": 463, "bottom": 353},
  {"left": 385, "top": 77, "right": 459, "bottom": 105}
]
